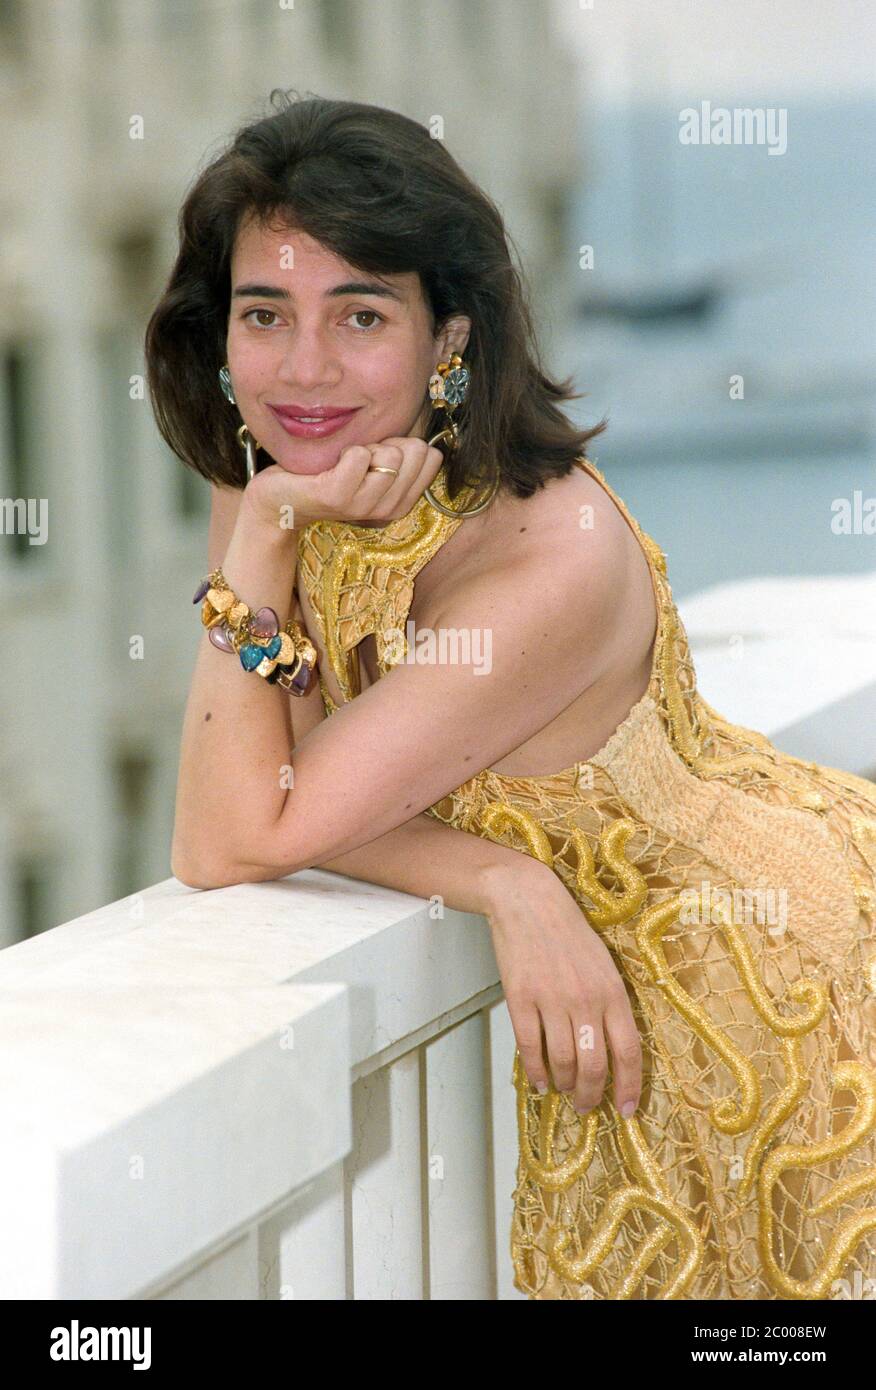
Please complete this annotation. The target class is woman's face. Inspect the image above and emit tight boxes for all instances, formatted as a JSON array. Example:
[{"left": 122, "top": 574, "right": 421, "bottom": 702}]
[{"left": 225, "top": 216, "right": 470, "bottom": 476}]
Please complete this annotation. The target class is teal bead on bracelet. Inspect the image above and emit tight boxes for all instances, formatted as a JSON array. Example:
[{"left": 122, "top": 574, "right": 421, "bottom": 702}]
[{"left": 239, "top": 634, "right": 282, "bottom": 670}]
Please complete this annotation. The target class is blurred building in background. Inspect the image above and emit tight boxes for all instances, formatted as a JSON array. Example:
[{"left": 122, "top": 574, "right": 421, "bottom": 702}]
[{"left": 0, "top": 0, "right": 580, "bottom": 941}]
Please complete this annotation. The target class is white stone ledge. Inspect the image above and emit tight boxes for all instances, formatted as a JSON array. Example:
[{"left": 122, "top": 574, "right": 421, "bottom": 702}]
[
  {"left": 0, "top": 870, "right": 499, "bottom": 1298},
  {"left": 0, "top": 979, "right": 350, "bottom": 1300}
]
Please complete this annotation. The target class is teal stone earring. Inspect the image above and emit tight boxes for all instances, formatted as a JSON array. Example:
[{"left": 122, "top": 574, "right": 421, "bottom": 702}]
[{"left": 423, "top": 351, "right": 498, "bottom": 518}]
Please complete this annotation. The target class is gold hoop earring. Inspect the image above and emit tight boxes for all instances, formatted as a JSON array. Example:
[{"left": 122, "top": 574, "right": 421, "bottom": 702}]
[
  {"left": 236, "top": 423, "right": 261, "bottom": 483},
  {"left": 424, "top": 460, "right": 499, "bottom": 518},
  {"left": 220, "top": 364, "right": 262, "bottom": 482},
  {"left": 423, "top": 352, "right": 498, "bottom": 519}
]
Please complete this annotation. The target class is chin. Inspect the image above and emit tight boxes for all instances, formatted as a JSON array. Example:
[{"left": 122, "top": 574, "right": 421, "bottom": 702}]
[{"left": 271, "top": 453, "right": 338, "bottom": 476}]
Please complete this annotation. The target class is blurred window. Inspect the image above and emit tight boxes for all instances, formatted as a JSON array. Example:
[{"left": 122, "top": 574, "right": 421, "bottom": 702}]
[
  {"left": 0, "top": 0, "right": 27, "bottom": 57},
  {"left": 112, "top": 747, "right": 155, "bottom": 901},
  {"left": 13, "top": 854, "right": 56, "bottom": 942},
  {"left": 315, "top": 0, "right": 356, "bottom": 62},
  {"left": 0, "top": 341, "right": 44, "bottom": 567}
]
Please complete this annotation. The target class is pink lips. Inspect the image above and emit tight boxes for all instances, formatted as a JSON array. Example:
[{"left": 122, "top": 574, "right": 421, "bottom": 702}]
[{"left": 268, "top": 404, "right": 361, "bottom": 439}]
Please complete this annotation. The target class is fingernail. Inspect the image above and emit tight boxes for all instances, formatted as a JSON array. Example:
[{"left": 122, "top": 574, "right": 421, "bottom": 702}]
[
  {"left": 621, "top": 1100, "right": 636, "bottom": 1118},
  {"left": 535, "top": 1082, "right": 548, "bottom": 1095}
]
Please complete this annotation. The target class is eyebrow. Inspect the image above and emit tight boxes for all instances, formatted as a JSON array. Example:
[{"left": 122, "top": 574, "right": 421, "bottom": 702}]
[{"left": 232, "top": 280, "right": 405, "bottom": 303}]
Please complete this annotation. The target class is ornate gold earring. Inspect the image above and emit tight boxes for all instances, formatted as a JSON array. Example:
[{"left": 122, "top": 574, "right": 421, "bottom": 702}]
[
  {"left": 423, "top": 352, "right": 498, "bottom": 519},
  {"left": 219, "top": 364, "right": 262, "bottom": 483}
]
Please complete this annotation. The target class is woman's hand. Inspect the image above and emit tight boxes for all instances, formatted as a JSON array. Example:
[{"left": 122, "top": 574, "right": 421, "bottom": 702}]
[
  {"left": 243, "top": 436, "right": 445, "bottom": 531},
  {"left": 483, "top": 863, "right": 643, "bottom": 1117}
]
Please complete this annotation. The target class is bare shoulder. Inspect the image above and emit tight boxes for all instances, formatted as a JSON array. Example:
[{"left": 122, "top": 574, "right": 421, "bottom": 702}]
[
  {"left": 497, "top": 461, "right": 631, "bottom": 567},
  {"left": 416, "top": 461, "right": 631, "bottom": 622},
  {"left": 414, "top": 462, "right": 659, "bottom": 758}
]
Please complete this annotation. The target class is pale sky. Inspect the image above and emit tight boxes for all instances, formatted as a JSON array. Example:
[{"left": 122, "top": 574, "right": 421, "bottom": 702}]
[{"left": 551, "top": 0, "right": 876, "bottom": 102}]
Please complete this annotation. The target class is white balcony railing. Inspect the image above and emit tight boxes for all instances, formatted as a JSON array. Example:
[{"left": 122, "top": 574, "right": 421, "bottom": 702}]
[
  {"left": 0, "top": 870, "right": 520, "bottom": 1300},
  {"left": 2, "top": 571, "right": 875, "bottom": 1300}
]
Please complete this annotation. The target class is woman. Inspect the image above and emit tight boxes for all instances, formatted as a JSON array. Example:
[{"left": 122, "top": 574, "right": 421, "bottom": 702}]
[{"left": 146, "top": 92, "right": 876, "bottom": 1301}]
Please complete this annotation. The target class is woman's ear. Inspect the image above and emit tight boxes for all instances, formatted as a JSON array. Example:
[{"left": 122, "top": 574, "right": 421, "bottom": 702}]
[{"left": 435, "top": 314, "right": 471, "bottom": 359}]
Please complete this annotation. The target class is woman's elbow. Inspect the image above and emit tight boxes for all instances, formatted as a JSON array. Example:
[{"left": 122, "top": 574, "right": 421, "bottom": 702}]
[
  {"left": 171, "top": 851, "right": 298, "bottom": 888},
  {"left": 171, "top": 816, "right": 310, "bottom": 887},
  {"left": 171, "top": 841, "right": 247, "bottom": 890},
  {"left": 172, "top": 857, "right": 232, "bottom": 890}
]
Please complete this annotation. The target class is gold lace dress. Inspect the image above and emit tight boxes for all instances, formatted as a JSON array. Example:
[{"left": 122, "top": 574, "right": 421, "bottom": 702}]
[{"left": 296, "top": 457, "right": 876, "bottom": 1301}]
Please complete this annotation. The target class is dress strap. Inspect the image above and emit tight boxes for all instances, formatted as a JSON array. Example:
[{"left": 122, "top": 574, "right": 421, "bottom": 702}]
[
  {"left": 572, "top": 455, "right": 670, "bottom": 718},
  {"left": 574, "top": 455, "right": 667, "bottom": 580}
]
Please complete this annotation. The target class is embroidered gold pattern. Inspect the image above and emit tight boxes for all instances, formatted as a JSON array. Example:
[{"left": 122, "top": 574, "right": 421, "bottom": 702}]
[
  {"left": 297, "top": 464, "right": 480, "bottom": 701},
  {"left": 757, "top": 1062, "right": 876, "bottom": 1298},
  {"left": 297, "top": 454, "right": 876, "bottom": 1300}
]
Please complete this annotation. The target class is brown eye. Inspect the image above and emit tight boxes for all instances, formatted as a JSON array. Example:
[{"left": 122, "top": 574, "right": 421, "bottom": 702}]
[
  {"left": 243, "top": 308, "right": 278, "bottom": 327},
  {"left": 347, "top": 310, "right": 383, "bottom": 330}
]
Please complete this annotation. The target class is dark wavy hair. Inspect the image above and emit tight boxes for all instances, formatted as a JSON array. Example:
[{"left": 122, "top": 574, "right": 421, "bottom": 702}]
[{"left": 144, "top": 90, "right": 606, "bottom": 501}]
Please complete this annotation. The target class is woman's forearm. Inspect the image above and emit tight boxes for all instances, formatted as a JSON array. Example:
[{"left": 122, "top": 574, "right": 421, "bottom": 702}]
[
  {"left": 239, "top": 804, "right": 557, "bottom": 921},
  {"left": 204, "top": 480, "right": 325, "bottom": 746},
  {"left": 171, "top": 497, "right": 299, "bottom": 885}
]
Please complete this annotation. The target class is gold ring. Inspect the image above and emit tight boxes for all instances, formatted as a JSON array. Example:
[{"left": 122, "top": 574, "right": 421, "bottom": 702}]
[{"left": 368, "top": 465, "right": 400, "bottom": 476}]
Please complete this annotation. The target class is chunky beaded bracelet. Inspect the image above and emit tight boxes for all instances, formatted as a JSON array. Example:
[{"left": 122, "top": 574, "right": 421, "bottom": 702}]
[{"left": 193, "top": 567, "right": 318, "bottom": 696}]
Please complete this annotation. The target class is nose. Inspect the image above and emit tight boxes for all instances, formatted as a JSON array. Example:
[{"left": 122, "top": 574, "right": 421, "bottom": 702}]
[{"left": 274, "top": 320, "right": 342, "bottom": 392}]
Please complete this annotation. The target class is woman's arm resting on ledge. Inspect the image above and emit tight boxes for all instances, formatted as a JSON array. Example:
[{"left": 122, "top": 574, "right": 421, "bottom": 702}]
[{"left": 230, "top": 804, "right": 558, "bottom": 919}]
